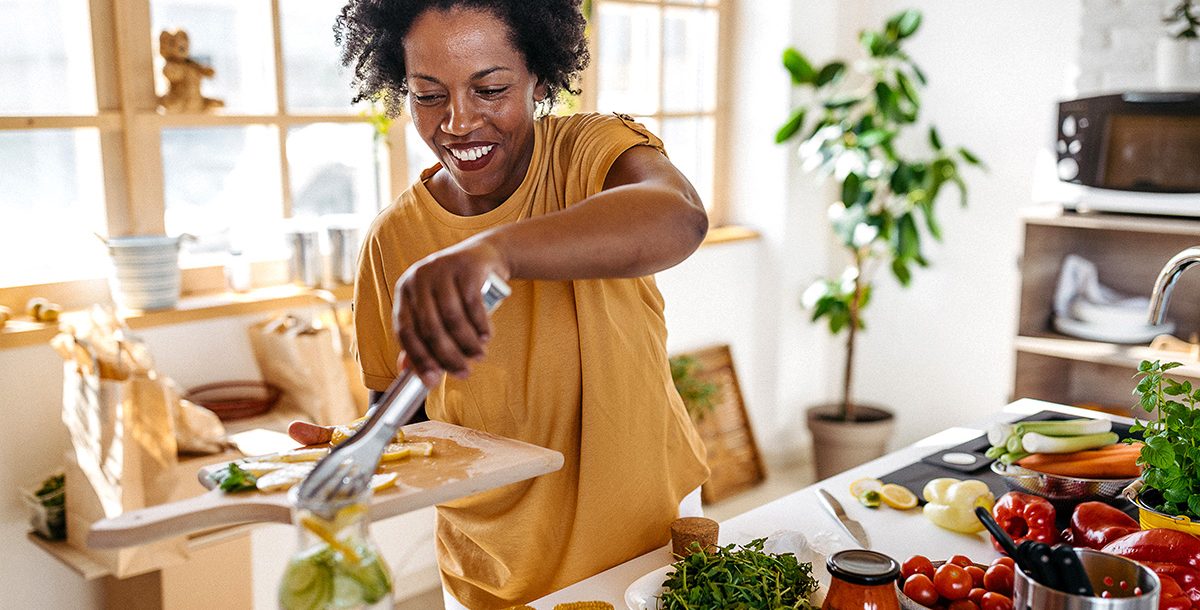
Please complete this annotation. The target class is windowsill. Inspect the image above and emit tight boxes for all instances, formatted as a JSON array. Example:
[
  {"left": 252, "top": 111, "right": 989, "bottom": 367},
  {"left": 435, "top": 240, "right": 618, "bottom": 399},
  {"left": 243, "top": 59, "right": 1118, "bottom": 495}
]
[
  {"left": 0, "top": 283, "right": 352, "bottom": 351},
  {"left": 1, "top": 225, "right": 759, "bottom": 351}
]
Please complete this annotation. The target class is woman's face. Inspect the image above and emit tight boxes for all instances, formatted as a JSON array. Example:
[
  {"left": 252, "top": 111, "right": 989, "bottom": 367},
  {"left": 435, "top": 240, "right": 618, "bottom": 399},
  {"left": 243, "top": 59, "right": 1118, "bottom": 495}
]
[{"left": 404, "top": 7, "right": 545, "bottom": 208}]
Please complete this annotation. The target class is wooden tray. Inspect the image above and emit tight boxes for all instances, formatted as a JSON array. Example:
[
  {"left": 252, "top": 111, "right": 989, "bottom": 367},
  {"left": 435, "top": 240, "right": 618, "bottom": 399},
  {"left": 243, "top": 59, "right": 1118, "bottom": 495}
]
[{"left": 88, "top": 420, "right": 563, "bottom": 549}]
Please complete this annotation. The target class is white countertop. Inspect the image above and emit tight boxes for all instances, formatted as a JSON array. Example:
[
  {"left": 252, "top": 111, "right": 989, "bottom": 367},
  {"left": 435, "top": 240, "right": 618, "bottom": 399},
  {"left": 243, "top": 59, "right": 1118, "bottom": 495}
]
[{"left": 530, "top": 398, "right": 1122, "bottom": 609}]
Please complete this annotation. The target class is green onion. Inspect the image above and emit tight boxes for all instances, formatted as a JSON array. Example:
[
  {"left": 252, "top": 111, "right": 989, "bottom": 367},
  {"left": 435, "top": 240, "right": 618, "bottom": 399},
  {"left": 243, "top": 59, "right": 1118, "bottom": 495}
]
[{"left": 1020, "top": 431, "right": 1118, "bottom": 454}]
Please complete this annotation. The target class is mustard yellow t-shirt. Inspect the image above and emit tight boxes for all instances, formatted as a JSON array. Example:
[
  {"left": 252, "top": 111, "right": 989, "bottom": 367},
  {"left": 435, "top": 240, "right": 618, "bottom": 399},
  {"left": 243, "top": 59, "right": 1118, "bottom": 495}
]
[{"left": 353, "top": 112, "right": 709, "bottom": 609}]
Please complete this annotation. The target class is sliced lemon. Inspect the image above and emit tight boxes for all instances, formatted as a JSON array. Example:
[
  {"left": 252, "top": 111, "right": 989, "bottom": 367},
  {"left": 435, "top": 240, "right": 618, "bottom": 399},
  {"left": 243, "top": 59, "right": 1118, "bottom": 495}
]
[
  {"left": 370, "top": 472, "right": 399, "bottom": 492},
  {"left": 299, "top": 514, "right": 361, "bottom": 564},
  {"left": 255, "top": 464, "right": 313, "bottom": 492},
  {"left": 848, "top": 477, "right": 883, "bottom": 498},
  {"left": 260, "top": 447, "right": 330, "bottom": 463},
  {"left": 381, "top": 441, "right": 434, "bottom": 461},
  {"left": 878, "top": 483, "right": 918, "bottom": 510},
  {"left": 232, "top": 461, "right": 289, "bottom": 476}
]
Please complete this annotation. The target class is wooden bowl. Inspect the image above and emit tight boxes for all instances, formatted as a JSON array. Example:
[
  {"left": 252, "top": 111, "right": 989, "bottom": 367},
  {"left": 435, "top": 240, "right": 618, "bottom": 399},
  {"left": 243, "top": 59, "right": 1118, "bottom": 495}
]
[{"left": 184, "top": 380, "right": 281, "bottom": 421}]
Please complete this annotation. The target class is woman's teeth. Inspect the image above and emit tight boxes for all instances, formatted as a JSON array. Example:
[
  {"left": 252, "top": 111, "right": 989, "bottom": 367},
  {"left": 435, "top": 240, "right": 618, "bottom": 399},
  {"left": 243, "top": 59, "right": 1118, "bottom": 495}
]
[{"left": 449, "top": 145, "right": 495, "bottom": 162}]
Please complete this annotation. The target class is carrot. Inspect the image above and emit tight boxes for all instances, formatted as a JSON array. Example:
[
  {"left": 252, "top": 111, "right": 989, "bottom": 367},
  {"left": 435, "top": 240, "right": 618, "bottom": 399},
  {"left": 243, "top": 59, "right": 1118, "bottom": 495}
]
[{"left": 1015, "top": 442, "right": 1143, "bottom": 479}]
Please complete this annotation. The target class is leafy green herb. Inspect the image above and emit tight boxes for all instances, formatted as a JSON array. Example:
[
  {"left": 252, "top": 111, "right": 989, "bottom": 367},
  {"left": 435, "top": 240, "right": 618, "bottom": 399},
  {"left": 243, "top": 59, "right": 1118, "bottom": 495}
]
[
  {"left": 670, "top": 355, "right": 719, "bottom": 421},
  {"left": 214, "top": 463, "right": 258, "bottom": 493},
  {"left": 658, "top": 538, "right": 819, "bottom": 610},
  {"left": 1131, "top": 360, "right": 1200, "bottom": 519},
  {"left": 34, "top": 472, "right": 66, "bottom": 540}
]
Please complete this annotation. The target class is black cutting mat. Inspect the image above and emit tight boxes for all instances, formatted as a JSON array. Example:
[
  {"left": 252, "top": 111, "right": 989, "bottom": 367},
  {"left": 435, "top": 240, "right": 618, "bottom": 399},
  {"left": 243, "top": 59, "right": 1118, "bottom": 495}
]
[{"left": 877, "top": 411, "right": 1138, "bottom": 528}]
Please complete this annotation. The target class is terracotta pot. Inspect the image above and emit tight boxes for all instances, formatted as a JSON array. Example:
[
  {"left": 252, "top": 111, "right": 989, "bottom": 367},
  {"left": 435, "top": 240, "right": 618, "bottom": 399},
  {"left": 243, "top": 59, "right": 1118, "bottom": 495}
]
[{"left": 806, "top": 404, "right": 895, "bottom": 480}]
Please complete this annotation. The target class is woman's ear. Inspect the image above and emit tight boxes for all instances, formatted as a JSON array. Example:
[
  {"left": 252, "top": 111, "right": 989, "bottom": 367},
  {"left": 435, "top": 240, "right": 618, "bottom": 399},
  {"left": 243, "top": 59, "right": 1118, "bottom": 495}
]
[{"left": 533, "top": 80, "right": 549, "bottom": 103}]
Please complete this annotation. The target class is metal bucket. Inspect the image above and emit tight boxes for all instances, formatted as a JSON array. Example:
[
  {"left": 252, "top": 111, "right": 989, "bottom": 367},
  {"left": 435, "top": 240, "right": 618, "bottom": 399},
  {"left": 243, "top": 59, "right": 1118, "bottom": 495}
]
[{"left": 1013, "top": 548, "right": 1159, "bottom": 610}]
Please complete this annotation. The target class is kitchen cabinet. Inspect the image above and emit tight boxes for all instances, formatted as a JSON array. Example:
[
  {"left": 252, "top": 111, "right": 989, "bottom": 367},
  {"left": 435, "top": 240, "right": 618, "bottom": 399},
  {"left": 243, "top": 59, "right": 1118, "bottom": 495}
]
[{"left": 1013, "top": 206, "right": 1200, "bottom": 413}]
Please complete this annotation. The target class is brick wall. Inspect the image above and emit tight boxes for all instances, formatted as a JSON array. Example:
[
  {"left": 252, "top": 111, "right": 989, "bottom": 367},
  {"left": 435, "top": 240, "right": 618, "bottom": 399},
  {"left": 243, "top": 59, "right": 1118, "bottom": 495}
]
[{"left": 1078, "top": 0, "right": 1177, "bottom": 93}]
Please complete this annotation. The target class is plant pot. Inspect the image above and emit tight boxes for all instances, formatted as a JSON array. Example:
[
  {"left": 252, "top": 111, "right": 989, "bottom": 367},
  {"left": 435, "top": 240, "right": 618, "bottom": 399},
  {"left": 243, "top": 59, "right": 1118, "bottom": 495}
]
[
  {"left": 1156, "top": 37, "right": 1200, "bottom": 90},
  {"left": 1124, "top": 479, "right": 1200, "bottom": 536},
  {"left": 805, "top": 404, "right": 895, "bottom": 480}
]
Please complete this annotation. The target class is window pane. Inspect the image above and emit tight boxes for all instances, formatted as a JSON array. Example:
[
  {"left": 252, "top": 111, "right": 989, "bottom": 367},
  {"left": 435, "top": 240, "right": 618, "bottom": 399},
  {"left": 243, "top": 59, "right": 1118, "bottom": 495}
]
[
  {"left": 597, "top": 3, "right": 660, "bottom": 115},
  {"left": 287, "top": 123, "right": 380, "bottom": 218},
  {"left": 162, "top": 126, "right": 283, "bottom": 261},
  {"left": 0, "top": 0, "right": 97, "bottom": 114},
  {"left": 0, "top": 129, "right": 107, "bottom": 286},
  {"left": 280, "top": 0, "right": 356, "bottom": 112},
  {"left": 663, "top": 7, "right": 717, "bottom": 113},
  {"left": 405, "top": 119, "right": 439, "bottom": 185},
  {"left": 661, "top": 116, "right": 714, "bottom": 210},
  {"left": 151, "top": 0, "right": 276, "bottom": 114}
]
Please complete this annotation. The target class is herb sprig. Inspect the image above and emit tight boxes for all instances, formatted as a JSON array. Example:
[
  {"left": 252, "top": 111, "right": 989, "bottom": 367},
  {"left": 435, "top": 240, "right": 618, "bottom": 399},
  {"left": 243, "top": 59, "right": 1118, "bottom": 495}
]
[
  {"left": 1132, "top": 360, "right": 1200, "bottom": 518},
  {"left": 657, "top": 538, "right": 819, "bottom": 610}
]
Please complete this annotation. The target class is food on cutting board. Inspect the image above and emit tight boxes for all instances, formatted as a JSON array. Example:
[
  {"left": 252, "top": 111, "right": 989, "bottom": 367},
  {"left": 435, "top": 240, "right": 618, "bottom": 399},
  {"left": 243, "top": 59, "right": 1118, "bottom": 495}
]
[
  {"left": 657, "top": 538, "right": 819, "bottom": 609},
  {"left": 922, "top": 478, "right": 994, "bottom": 534},
  {"left": 212, "top": 438, "right": 432, "bottom": 493},
  {"left": 898, "top": 554, "right": 1014, "bottom": 610},
  {"left": 985, "top": 418, "right": 1118, "bottom": 465},
  {"left": 279, "top": 503, "right": 393, "bottom": 610},
  {"left": 989, "top": 492, "right": 1059, "bottom": 551},
  {"left": 848, "top": 477, "right": 919, "bottom": 510}
]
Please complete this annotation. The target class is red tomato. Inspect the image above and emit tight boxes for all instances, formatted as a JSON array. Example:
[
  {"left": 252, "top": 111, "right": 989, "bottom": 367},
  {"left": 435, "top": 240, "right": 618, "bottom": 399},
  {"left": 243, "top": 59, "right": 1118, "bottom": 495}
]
[
  {"left": 989, "top": 556, "right": 1015, "bottom": 570},
  {"left": 948, "top": 554, "right": 975, "bottom": 567},
  {"left": 968, "top": 587, "right": 987, "bottom": 605},
  {"left": 948, "top": 600, "right": 980, "bottom": 610},
  {"left": 903, "top": 574, "right": 940, "bottom": 607},
  {"left": 979, "top": 592, "right": 1013, "bottom": 610},
  {"left": 903, "top": 555, "right": 937, "bottom": 580},
  {"left": 965, "top": 565, "right": 986, "bottom": 588},
  {"left": 983, "top": 564, "right": 1015, "bottom": 595},
  {"left": 935, "top": 564, "right": 973, "bottom": 601}
]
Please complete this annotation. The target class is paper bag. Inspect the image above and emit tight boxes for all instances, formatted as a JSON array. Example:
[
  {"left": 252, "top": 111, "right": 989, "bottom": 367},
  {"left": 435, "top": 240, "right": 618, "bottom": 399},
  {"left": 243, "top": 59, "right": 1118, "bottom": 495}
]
[
  {"left": 248, "top": 314, "right": 359, "bottom": 425},
  {"left": 57, "top": 327, "right": 188, "bottom": 578}
]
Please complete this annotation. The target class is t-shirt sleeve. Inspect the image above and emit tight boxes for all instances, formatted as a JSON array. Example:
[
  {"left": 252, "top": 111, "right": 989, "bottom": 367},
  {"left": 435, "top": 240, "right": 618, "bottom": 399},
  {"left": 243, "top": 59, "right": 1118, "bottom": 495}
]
[
  {"left": 353, "top": 231, "right": 400, "bottom": 391},
  {"left": 567, "top": 112, "right": 669, "bottom": 202}
]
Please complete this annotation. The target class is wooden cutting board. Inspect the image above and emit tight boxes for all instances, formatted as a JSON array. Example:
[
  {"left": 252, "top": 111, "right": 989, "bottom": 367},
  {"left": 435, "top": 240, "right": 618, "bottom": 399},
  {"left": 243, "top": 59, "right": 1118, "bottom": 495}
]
[{"left": 88, "top": 420, "right": 563, "bottom": 549}]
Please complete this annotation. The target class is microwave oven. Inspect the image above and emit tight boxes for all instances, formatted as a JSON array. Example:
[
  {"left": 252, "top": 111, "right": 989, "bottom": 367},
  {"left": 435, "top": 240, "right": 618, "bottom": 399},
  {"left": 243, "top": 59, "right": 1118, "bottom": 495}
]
[{"left": 1055, "top": 91, "right": 1200, "bottom": 216}]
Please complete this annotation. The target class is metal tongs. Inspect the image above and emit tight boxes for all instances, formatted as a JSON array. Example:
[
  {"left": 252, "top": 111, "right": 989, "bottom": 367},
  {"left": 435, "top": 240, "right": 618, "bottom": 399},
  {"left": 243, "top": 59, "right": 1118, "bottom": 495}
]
[{"left": 294, "top": 274, "right": 511, "bottom": 516}]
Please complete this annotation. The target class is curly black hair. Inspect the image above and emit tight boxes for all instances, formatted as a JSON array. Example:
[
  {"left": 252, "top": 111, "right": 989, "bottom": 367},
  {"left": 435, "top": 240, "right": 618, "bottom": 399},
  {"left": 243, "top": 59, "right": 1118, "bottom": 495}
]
[{"left": 334, "top": 0, "right": 590, "bottom": 116}]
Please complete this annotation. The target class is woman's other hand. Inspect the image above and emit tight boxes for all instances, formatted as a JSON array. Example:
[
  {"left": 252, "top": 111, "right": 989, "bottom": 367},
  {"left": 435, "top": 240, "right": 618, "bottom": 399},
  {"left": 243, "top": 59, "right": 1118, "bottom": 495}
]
[{"left": 393, "top": 237, "right": 510, "bottom": 387}]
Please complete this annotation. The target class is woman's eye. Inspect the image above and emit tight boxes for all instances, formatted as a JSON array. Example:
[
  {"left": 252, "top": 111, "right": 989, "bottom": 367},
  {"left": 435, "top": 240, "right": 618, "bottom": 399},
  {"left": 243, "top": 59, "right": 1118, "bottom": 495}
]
[
  {"left": 412, "top": 93, "right": 443, "bottom": 105},
  {"left": 478, "top": 87, "right": 508, "bottom": 97}
]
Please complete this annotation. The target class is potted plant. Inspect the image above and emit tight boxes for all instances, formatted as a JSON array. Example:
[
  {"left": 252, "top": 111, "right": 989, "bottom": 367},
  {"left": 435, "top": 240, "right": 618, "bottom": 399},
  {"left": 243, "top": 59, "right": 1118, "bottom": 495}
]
[
  {"left": 1125, "top": 359, "right": 1200, "bottom": 535},
  {"left": 1157, "top": 0, "right": 1200, "bottom": 89},
  {"left": 670, "top": 354, "right": 719, "bottom": 422},
  {"left": 775, "top": 9, "right": 983, "bottom": 478}
]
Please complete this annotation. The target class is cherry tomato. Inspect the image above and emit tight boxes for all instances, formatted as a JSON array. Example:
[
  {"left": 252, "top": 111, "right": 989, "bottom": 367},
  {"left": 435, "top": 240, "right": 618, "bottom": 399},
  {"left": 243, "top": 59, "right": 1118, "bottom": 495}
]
[
  {"left": 968, "top": 587, "right": 987, "bottom": 605},
  {"left": 980, "top": 591, "right": 1013, "bottom": 610},
  {"left": 983, "top": 564, "right": 1015, "bottom": 595},
  {"left": 904, "top": 574, "right": 940, "bottom": 607},
  {"left": 935, "top": 563, "right": 973, "bottom": 601},
  {"left": 948, "top": 600, "right": 980, "bottom": 610},
  {"left": 948, "top": 554, "right": 975, "bottom": 567},
  {"left": 903, "top": 555, "right": 937, "bottom": 580},
  {"left": 990, "top": 556, "right": 1015, "bottom": 570},
  {"left": 965, "top": 565, "right": 986, "bottom": 588}
]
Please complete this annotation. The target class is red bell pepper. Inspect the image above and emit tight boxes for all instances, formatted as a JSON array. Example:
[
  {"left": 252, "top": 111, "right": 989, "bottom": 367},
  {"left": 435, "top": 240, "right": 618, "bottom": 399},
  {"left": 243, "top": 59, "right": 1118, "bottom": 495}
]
[
  {"left": 1101, "top": 529, "right": 1200, "bottom": 569},
  {"left": 1065, "top": 501, "right": 1141, "bottom": 549},
  {"left": 1158, "top": 574, "right": 1193, "bottom": 610},
  {"left": 991, "top": 492, "right": 1058, "bottom": 554},
  {"left": 1145, "top": 563, "right": 1200, "bottom": 607}
]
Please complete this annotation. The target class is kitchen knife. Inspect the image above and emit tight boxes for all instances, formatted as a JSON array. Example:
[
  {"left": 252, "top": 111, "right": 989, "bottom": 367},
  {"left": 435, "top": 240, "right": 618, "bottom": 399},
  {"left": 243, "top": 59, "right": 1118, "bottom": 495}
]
[{"left": 817, "top": 488, "right": 871, "bottom": 549}]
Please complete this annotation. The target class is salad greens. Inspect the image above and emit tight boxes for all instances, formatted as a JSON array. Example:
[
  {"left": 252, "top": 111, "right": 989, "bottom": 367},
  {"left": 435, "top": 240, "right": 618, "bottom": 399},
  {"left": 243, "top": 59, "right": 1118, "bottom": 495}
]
[
  {"left": 1132, "top": 360, "right": 1200, "bottom": 519},
  {"left": 658, "top": 538, "right": 818, "bottom": 610},
  {"left": 213, "top": 463, "right": 257, "bottom": 492}
]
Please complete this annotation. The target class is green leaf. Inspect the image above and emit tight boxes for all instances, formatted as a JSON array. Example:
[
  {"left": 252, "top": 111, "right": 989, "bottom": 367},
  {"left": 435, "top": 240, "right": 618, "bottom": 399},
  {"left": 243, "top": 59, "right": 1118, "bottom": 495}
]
[
  {"left": 861, "top": 31, "right": 887, "bottom": 57},
  {"left": 823, "top": 96, "right": 861, "bottom": 110},
  {"left": 897, "top": 213, "right": 921, "bottom": 260},
  {"left": 959, "top": 147, "right": 984, "bottom": 167},
  {"left": 911, "top": 63, "right": 928, "bottom": 85},
  {"left": 775, "top": 108, "right": 806, "bottom": 143},
  {"left": 1144, "top": 435, "right": 1178, "bottom": 469},
  {"left": 842, "top": 173, "right": 863, "bottom": 207},
  {"left": 929, "top": 127, "right": 943, "bottom": 151},
  {"left": 816, "top": 61, "right": 847, "bottom": 87},
  {"left": 1165, "top": 485, "right": 1192, "bottom": 504},
  {"left": 1189, "top": 495, "right": 1200, "bottom": 518},
  {"left": 874, "top": 82, "right": 901, "bottom": 122},
  {"left": 895, "top": 70, "right": 920, "bottom": 107},
  {"left": 891, "top": 259, "right": 912, "bottom": 286},
  {"left": 895, "top": 10, "right": 922, "bottom": 38},
  {"left": 858, "top": 129, "right": 889, "bottom": 148},
  {"left": 782, "top": 47, "right": 817, "bottom": 84},
  {"left": 918, "top": 200, "right": 942, "bottom": 240}
]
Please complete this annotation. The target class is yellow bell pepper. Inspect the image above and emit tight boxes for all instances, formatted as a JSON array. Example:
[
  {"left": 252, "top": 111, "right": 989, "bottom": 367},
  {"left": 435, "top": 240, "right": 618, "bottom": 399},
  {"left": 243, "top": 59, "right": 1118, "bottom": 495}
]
[{"left": 921, "top": 477, "right": 994, "bottom": 534}]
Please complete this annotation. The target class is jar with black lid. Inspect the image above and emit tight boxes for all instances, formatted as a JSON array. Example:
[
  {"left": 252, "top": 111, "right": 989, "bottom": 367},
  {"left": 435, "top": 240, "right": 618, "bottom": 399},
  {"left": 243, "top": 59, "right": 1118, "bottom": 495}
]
[{"left": 822, "top": 549, "right": 901, "bottom": 610}]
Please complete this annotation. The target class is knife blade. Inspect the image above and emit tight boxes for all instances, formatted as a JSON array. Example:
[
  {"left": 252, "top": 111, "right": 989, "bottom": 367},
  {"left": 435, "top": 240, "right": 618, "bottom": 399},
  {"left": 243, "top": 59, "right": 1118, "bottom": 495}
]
[{"left": 817, "top": 488, "right": 871, "bottom": 549}]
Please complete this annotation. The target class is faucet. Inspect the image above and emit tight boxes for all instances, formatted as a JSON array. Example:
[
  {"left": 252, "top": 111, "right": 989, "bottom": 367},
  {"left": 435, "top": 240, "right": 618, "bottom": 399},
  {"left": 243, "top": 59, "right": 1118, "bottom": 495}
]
[{"left": 1150, "top": 246, "right": 1200, "bottom": 325}]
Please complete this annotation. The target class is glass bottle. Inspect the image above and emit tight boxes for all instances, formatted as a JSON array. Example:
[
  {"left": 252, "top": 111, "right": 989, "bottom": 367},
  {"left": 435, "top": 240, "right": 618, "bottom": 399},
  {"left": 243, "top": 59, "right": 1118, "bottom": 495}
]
[
  {"left": 822, "top": 549, "right": 901, "bottom": 610},
  {"left": 279, "top": 488, "right": 392, "bottom": 610}
]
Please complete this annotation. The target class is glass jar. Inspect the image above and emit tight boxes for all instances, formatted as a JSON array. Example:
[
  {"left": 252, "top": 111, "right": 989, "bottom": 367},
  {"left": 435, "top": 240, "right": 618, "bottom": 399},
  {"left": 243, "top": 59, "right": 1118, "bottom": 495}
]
[
  {"left": 822, "top": 549, "right": 901, "bottom": 610},
  {"left": 279, "top": 491, "right": 393, "bottom": 610}
]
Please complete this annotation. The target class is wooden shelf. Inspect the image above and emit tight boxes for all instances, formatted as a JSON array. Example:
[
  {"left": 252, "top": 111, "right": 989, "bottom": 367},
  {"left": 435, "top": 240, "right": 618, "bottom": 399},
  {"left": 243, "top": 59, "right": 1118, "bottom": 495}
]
[
  {"left": 1021, "top": 205, "right": 1200, "bottom": 236},
  {"left": 1014, "top": 334, "right": 1200, "bottom": 376}
]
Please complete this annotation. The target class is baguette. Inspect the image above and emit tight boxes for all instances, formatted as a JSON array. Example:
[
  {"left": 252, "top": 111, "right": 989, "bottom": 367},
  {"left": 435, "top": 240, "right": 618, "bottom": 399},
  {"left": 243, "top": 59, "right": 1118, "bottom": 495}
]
[{"left": 1015, "top": 442, "right": 1143, "bottom": 479}]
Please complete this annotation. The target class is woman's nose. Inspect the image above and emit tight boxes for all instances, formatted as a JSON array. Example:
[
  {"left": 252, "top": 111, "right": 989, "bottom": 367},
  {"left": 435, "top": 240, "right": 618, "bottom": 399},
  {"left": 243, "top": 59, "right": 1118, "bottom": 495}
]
[{"left": 442, "top": 97, "right": 482, "bottom": 136}]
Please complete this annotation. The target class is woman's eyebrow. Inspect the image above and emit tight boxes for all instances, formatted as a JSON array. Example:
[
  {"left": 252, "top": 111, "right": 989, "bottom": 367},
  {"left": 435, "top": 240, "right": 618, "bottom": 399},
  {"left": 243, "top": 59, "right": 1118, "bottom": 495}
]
[{"left": 409, "top": 66, "right": 512, "bottom": 85}]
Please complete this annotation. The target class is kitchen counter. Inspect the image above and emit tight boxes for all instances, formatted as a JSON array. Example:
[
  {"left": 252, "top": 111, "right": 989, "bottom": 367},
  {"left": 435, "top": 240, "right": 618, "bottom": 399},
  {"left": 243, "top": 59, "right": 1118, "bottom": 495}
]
[{"left": 530, "top": 398, "right": 1121, "bottom": 608}]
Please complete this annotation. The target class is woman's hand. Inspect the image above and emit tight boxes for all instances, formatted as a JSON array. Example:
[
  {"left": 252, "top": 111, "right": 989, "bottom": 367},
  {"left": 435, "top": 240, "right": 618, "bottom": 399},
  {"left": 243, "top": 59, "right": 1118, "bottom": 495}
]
[{"left": 393, "top": 237, "right": 509, "bottom": 387}]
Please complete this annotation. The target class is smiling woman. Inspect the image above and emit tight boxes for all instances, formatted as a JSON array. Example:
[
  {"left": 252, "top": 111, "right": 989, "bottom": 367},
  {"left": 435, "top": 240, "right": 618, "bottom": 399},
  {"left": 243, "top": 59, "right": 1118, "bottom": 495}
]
[{"left": 324, "top": 0, "right": 711, "bottom": 608}]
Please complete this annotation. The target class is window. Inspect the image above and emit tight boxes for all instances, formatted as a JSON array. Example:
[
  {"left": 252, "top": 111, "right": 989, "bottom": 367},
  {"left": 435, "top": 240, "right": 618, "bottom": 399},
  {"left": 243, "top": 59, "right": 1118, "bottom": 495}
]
[{"left": 589, "top": 0, "right": 726, "bottom": 221}]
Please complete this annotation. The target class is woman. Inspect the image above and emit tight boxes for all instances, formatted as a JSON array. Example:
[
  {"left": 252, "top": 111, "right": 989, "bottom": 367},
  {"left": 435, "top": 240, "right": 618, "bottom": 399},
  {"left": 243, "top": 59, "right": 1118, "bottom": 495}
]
[{"left": 330, "top": 1, "right": 709, "bottom": 607}]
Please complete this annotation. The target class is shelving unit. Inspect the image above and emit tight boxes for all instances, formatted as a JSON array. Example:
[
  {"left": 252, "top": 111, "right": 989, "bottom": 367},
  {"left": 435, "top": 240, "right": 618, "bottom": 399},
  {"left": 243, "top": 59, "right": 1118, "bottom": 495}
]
[{"left": 1014, "top": 206, "right": 1200, "bottom": 413}]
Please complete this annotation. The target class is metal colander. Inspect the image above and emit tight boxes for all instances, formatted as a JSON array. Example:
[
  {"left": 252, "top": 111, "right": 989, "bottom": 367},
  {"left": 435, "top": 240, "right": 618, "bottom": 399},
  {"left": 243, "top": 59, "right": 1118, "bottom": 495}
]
[{"left": 991, "top": 461, "right": 1137, "bottom": 501}]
